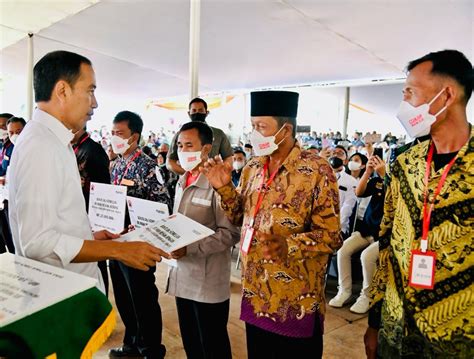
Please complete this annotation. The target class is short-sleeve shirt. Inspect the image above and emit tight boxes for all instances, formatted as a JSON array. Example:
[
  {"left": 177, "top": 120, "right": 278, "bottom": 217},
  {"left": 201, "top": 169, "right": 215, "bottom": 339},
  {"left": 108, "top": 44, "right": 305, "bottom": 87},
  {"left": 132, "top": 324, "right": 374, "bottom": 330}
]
[{"left": 168, "top": 125, "right": 233, "bottom": 161}]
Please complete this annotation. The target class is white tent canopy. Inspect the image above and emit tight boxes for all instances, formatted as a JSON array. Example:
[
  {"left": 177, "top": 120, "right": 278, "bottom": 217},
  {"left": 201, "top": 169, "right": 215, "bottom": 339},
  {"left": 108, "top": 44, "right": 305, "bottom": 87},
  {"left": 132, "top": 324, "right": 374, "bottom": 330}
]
[{"left": 1, "top": 0, "right": 473, "bottom": 131}]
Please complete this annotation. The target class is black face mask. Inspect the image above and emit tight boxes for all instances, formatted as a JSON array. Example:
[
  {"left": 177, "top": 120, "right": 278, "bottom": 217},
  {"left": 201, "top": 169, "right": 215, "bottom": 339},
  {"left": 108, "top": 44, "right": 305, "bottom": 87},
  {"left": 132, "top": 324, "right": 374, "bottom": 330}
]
[
  {"left": 329, "top": 156, "right": 344, "bottom": 169},
  {"left": 190, "top": 113, "right": 207, "bottom": 122}
]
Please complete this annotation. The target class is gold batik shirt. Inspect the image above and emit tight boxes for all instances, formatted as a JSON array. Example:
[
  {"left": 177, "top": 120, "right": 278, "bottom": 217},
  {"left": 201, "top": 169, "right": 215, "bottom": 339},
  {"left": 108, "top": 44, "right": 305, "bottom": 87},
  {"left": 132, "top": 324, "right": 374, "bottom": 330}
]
[
  {"left": 369, "top": 128, "right": 474, "bottom": 358},
  {"left": 217, "top": 144, "right": 341, "bottom": 337}
]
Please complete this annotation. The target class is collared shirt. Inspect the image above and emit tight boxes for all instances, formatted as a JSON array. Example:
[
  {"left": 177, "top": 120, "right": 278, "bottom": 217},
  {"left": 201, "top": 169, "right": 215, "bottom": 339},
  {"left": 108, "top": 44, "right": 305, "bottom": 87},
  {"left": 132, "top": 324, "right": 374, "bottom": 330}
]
[
  {"left": 110, "top": 148, "right": 171, "bottom": 216},
  {"left": 168, "top": 125, "right": 233, "bottom": 161},
  {"left": 231, "top": 169, "right": 242, "bottom": 187},
  {"left": 336, "top": 170, "right": 358, "bottom": 234},
  {"left": 166, "top": 172, "right": 240, "bottom": 303},
  {"left": 369, "top": 127, "right": 473, "bottom": 357},
  {"left": 8, "top": 109, "right": 103, "bottom": 289},
  {"left": 217, "top": 144, "right": 341, "bottom": 338},
  {"left": 0, "top": 140, "right": 14, "bottom": 176}
]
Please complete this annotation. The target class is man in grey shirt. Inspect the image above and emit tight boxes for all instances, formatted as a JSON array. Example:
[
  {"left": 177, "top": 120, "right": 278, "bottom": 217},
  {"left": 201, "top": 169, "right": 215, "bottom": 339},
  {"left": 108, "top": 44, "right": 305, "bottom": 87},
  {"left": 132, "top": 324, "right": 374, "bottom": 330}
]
[
  {"left": 166, "top": 121, "right": 239, "bottom": 359},
  {"left": 166, "top": 97, "right": 233, "bottom": 175}
]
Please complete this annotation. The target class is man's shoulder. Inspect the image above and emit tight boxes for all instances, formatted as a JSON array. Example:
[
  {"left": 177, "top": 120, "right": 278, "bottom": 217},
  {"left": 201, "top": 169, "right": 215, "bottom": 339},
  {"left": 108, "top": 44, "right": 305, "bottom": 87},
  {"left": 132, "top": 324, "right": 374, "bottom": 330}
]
[
  {"left": 82, "top": 138, "right": 106, "bottom": 154},
  {"left": 295, "top": 148, "right": 331, "bottom": 169},
  {"left": 137, "top": 152, "right": 157, "bottom": 171},
  {"left": 209, "top": 126, "right": 224, "bottom": 134},
  {"left": 15, "top": 123, "right": 56, "bottom": 155}
]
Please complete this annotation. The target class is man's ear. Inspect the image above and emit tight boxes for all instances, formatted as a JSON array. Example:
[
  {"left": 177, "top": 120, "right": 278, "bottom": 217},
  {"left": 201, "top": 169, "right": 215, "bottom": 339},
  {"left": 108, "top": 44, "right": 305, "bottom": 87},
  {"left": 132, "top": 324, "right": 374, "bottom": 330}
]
[
  {"left": 444, "top": 84, "right": 458, "bottom": 107},
  {"left": 53, "top": 80, "right": 69, "bottom": 104},
  {"left": 129, "top": 133, "right": 139, "bottom": 145}
]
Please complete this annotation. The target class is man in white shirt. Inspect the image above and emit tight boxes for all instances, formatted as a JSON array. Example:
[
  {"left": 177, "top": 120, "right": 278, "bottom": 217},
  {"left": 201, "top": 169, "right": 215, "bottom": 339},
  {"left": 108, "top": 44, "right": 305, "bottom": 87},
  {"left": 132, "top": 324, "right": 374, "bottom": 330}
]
[
  {"left": 328, "top": 146, "right": 358, "bottom": 237},
  {"left": 8, "top": 50, "right": 168, "bottom": 293}
]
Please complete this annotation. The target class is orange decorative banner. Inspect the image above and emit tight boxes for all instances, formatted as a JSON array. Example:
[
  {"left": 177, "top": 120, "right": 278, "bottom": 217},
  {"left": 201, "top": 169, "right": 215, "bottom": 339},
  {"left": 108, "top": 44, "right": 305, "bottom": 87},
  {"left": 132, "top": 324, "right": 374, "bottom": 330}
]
[{"left": 148, "top": 95, "right": 236, "bottom": 111}]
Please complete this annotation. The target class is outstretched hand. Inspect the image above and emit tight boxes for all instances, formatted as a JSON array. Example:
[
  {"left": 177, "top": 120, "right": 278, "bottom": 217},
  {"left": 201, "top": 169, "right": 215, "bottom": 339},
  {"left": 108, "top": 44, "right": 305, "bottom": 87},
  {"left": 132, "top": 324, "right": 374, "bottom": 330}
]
[{"left": 199, "top": 155, "right": 233, "bottom": 189}]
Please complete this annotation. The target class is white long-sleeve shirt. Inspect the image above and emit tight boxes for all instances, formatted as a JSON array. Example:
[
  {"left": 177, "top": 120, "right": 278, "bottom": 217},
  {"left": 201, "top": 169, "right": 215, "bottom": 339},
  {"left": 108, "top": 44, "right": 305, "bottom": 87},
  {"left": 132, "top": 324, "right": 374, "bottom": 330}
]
[
  {"left": 8, "top": 109, "right": 103, "bottom": 290},
  {"left": 336, "top": 170, "right": 358, "bottom": 234}
]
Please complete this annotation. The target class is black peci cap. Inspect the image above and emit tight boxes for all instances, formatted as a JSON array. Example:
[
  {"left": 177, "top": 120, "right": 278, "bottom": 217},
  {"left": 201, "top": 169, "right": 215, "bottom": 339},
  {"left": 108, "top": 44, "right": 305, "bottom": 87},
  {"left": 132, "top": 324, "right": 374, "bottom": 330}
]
[{"left": 250, "top": 91, "right": 299, "bottom": 117}]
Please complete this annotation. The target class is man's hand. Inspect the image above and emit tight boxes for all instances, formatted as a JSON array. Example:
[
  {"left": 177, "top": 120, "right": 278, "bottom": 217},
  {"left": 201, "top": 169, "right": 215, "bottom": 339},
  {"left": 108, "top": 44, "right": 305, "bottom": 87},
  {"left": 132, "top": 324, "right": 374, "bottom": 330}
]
[
  {"left": 319, "top": 147, "right": 332, "bottom": 160},
  {"left": 257, "top": 232, "right": 288, "bottom": 263},
  {"left": 171, "top": 247, "right": 187, "bottom": 260},
  {"left": 116, "top": 242, "right": 171, "bottom": 271},
  {"left": 364, "top": 327, "right": 378, "bottom": 359},
  {"left": 200, "top": 155, "right": 233, "bottom": 189},
  {"left": 93, "top": 230, "right": 120, "bottom": 241}
]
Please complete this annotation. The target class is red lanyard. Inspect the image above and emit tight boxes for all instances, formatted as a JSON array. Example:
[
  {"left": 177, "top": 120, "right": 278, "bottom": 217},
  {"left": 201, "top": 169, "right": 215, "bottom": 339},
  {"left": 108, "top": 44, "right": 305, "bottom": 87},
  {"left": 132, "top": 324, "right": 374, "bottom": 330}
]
[
  {"left": 73, "top": 134, "right": 89, "bottom": 154},
  {"left": 114, "top": 150, "right": 141, "bottom": 185},
  {"left": 249, "top": 161, "right": 280, "bottom": 227},
  {"left": 421, "top": 142, "right": 457, "bottom": 252}
]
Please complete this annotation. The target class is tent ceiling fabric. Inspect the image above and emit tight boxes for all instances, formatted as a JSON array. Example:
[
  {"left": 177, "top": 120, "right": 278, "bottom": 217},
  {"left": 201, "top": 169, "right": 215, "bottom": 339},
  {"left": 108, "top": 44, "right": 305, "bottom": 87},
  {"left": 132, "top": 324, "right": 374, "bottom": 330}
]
[
  {"left": 0, "top": 0, "right": 99, "bottom": 49},
  {"left": 1, "top": 0, "right": 472, "bottom": 99}
]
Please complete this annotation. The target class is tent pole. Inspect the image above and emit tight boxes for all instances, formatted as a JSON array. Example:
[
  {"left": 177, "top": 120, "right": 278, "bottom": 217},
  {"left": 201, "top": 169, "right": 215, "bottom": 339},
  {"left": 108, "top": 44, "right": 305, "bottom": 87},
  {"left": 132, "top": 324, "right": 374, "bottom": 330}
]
[
  {"left": 342, "top": 87, "right": 350, "bottom": 139},
  {"left": 188, "top": 0, "right": 201, "bottom": 100},
  {"left": 26, "top": 33, "right": 34, "bottom": 121}
]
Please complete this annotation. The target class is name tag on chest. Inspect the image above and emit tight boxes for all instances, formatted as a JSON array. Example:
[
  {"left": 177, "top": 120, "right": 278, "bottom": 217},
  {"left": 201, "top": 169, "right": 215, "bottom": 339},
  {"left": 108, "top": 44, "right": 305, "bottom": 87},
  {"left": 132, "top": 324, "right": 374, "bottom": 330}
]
[
  {"left": 408, "top": 250, "right": 436, "bottom": 289},
  {"left": 192, "top": 197, "right": 212, "bottom": 207}
]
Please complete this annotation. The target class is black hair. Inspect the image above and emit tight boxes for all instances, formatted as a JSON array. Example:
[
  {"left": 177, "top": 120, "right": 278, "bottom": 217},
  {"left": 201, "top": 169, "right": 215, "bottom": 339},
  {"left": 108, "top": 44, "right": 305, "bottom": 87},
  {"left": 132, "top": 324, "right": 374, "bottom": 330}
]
[
  {"left": 188, "top": 97, "right": 208, "bottom": 111},
  {"left": 33, "top": 51, "right": 92, "bottom": 102},
  {"left": 178, "top": 121, "right": 213, "bottom": 146},
  {"left": 347, "top": 152, "right": 369, "bottom": 178},
  {"left": 157, "top": 151, "right": 167, "bottom": 162},
  {"left": 274, "top": 116, "right": 297, "bottom": 137},
  {"left": 113, "top": 111, "right": 143, "bottom": 144},
  {"left": 7, "top": 117, "right": 27, "bottom": 127},
  {"left": 244, "top": 143, "right": 253, "bottom": 149},
  {"left": 335, "top": 145, "right": 348, "bottom": 157},
  {"left": 142, "top": 146, "right": 152, "bottom": 156},
  {"left": 233, "top": 149, "right": 246, "bottom": 157},
  {"left": 407, "top": 49, "right": 473, "bottom": 104},
  {"left": 0, "top": 113, "right": 14, "bottom": 120}
]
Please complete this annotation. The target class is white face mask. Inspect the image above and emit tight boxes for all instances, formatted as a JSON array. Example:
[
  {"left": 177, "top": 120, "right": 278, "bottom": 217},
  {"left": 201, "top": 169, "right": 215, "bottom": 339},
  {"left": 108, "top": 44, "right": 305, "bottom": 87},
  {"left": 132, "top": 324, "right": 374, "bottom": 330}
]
[
  {"left": 9, "top": 134, "right": 19, "bottom": 145},
  {"left": 178, "top": 150, "right": 202, "bottom": 172},
  {"left": 348, "top": 161, "right": 362, "bottom": 171},
  {"left": 111, "top": 135, "right": 131, "bottom": 155},
  {"left": 250, "top": 125, "right": 286, "bottom": 157},
  {"left": 233, "top": 161, "right": 245, "bottom": 171},
  {"left": 0, "top": 129, "right": 7, "bottom": 141},
  {"left": 396, "top": 88, "right": 447, "bottom": 138}
]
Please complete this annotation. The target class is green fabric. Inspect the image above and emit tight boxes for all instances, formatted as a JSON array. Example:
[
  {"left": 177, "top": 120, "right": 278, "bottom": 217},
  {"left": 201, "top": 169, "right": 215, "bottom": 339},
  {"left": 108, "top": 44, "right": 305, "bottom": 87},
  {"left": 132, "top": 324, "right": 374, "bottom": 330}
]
[{"left": 0, "top": 287, "right": 112, "bottom": 359}]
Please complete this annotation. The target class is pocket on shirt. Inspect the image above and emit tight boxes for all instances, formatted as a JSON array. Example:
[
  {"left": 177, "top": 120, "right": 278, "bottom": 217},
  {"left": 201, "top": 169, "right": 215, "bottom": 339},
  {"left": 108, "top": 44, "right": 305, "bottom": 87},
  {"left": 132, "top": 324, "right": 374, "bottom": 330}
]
[{"left": 191, "top": 197, "right": 212, "bottom": 207}]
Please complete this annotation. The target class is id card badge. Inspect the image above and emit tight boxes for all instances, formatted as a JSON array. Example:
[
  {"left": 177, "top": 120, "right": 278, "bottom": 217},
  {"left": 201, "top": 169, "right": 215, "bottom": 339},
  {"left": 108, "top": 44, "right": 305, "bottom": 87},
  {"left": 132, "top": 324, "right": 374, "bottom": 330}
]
[
  {"left": 408, "top": 250, "right": 436, "bottom": 289},
  {"left": 121, "top": 178, "right": 135, "bottom": 186},
  {"left": 241, "top": 225, "right": 254, "bottom": 254}
]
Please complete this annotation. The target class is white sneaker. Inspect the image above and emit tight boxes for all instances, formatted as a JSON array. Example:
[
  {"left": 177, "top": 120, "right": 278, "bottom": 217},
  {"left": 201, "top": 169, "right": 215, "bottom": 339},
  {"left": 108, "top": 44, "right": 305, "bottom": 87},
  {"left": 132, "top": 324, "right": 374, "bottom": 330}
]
[
  {"left": 350, "top": 296, "right": 370, "bottom": 314},
  {"left": 328, "top": 291, "right": 351, "bottom": 308}
]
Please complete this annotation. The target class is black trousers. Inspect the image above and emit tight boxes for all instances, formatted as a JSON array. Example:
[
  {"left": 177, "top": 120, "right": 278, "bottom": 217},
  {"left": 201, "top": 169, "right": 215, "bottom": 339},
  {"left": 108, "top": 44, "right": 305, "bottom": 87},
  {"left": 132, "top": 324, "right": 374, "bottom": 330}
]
[
  {"left": 245, "top": 317, "right": 323, "bottom": 359},
  {"left": 175, "top": 297, "right": 232, "bottom": 359},
  {"left": 0, "top": 202, "right": 14, "bottom": 254},
  {"left": 97, "top": 260, "right": 109, "bottom": 297},
  {"left": 109, "top": 260, "right": 166, "bottom": 358}
]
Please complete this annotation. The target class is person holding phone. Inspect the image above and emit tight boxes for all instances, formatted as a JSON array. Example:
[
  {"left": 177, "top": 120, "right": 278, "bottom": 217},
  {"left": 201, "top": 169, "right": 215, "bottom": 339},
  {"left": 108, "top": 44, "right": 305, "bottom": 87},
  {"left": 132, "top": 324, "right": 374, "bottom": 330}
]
[{"left": 329, "top": 154, "right": 386, "bottom": 313}]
